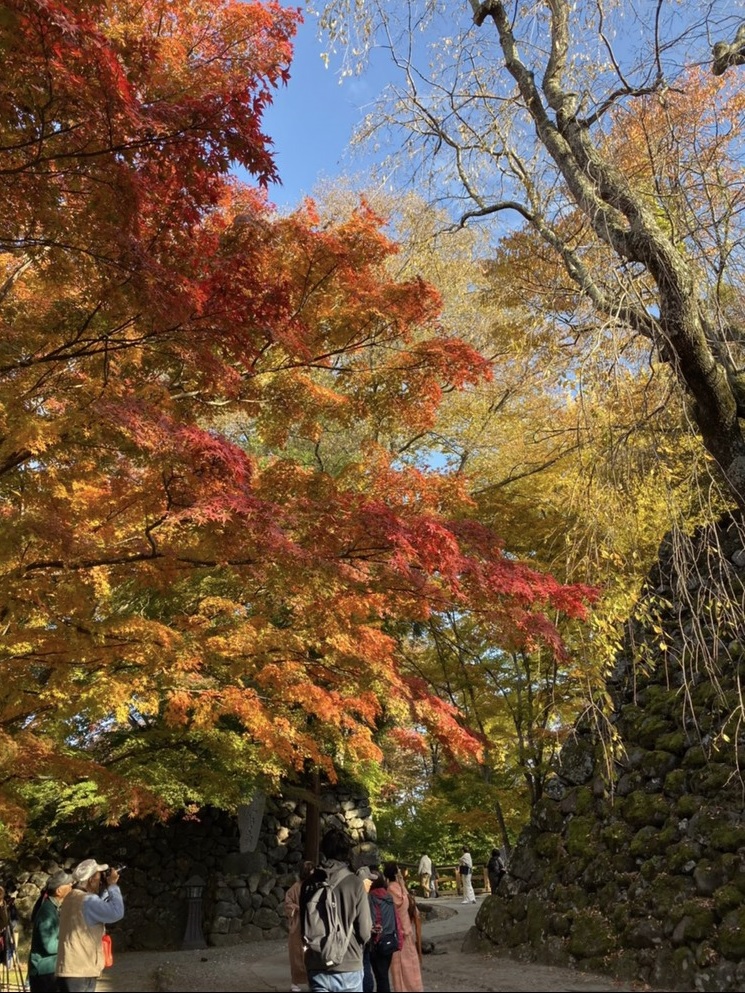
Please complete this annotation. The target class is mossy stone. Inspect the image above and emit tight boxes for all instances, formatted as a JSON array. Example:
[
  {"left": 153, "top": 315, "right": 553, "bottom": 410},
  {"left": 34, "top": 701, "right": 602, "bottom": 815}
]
[
  {"left": 713, "top": 883, "right": 742, "bottom": 917},
  {"left": 646, "top": 872, "right": 693, "bottom": 917},
  {"left": 682, "top": 746, "right": 708, "bottom": 769},
  {"left": 508, "top": 892, "right": 528, "bottom": 922},
  {"left": 675, "top": 793, "right": 705, "bottom": 818},
  {"left": 636, "top": 715, "right": 674, "bottom": 749},
  {"left": 665, "top": 840, "right": 701, "bottom": 873},
  {"left": 565, "top": 815, "right": 598, "bottom": 857},
  {"left": 567, "top": 909, "right": 616, "bottom": 959},
  {"left": 675, "top": 901, "right": 716, "bottom": 940},
  {"left": 657, "top": 730, "right": 689, "bottom": 755},
  {"left": 690, "top": 763, "right": 734, "bottom": 793},
  {"left": 663, "top": 768, "right": 689, "bottom": 796},
  {"left": 574, "top": 786, "right": 596, "bottom": 815},
  {"left": 640, "top": 855, "right": 666, "bottom": 881},
  {"left": 645, "top": 683, "right": 678, "bottom": 709},
  {"left": 477, "top": 891, "right": 515, "bottom": 942},
  {"left": 644, "top": 749, "right": 680, "bottom": 778},
  {"left": 552, "top": 883, "right": 588, "bottom": 912},
  {"left": 581, "top": 853, "right": 616, "bottom": 892},
  {"left": 548, "top": 911, "right": 571, "bottom": 936},
  {"left": 533, "top": 797, "right": 565, "bottom": 833},
  {"left": 622, "top": 790, "right": 669, "bottom": 827},
  {"left": 710, "top": 822, "right": 745, "bottom": 853},
  {"left": 526, "top": 895, "right": 548, "bottom": 944},
  {"left": 720, "top": 907, "right": 745, "bottom": 960},
  {"left": 690, "top": 681, "right": 718, "bottom": 707},
  {"left": 533, "top": 831, "right": 562, "bottom": 859},
  {"left": 630, "top": 825, "right": 667, "bottom": 858},
  {"left": 600, "top": 819, "right": 632, "bottom": 853}
]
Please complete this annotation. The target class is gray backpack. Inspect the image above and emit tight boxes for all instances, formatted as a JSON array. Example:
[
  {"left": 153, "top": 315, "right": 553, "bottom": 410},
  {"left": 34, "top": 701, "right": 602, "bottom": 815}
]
[{"left": 301, "top": 867, "right": 352, "bottom": 967}]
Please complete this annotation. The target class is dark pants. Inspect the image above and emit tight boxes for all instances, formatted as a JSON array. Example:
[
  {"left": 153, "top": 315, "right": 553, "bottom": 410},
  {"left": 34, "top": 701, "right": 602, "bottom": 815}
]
[
  {"left": 369, "top": 948, "right": 393, "bottom": 993},
  {"left": 488, "top": 872, "right": 504, "bottom": 894},
  {"left": 28, "top": 975, "right": 57, "bottom": 993},
  {"left": 56, "top": 978, "right": 97, "bottom": 992},
  {"left": 362, "top": 945, "right": 374, "bottom": 993}
]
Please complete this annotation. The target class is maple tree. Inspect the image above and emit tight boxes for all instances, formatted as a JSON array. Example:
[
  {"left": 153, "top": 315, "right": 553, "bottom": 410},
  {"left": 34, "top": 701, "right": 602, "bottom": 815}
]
[
  {"left": 307, "top": 82, "right": 741, "bottom": 821},
  {"left": 0, "top": 0, "right": 597, "bottom": 851},
  {"left": 307, "top": 3, "right": 745, "bottom": 797}
]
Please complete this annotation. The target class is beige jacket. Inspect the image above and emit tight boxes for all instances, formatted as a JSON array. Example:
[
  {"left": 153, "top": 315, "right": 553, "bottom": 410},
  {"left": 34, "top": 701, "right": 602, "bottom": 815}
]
[{"left": 56, "top": 889, "right": 104, "bottom": 978}]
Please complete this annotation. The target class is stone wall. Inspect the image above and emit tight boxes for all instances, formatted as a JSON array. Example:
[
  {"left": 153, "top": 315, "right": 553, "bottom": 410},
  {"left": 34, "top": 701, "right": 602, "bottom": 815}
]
[
  {"left": 473, "top": 512, "right": 745, "bottom": 993},
  {"left": 4, "top": 786, "right": 377, "bottom": 953}
]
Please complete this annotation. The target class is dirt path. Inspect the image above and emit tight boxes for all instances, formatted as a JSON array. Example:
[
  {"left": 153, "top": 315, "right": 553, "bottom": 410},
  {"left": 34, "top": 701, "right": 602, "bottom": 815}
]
[{"left": 100, "top": 895, "right": 659, "bottom": 993}]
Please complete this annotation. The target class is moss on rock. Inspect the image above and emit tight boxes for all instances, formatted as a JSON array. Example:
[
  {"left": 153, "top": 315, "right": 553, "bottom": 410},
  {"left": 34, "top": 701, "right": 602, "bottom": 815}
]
[
  {"left": 567, "top": 909, "right": 616, "bottom": 958},
  {"left": 622, "top": 791, "right": 669, "bottom": 827}
]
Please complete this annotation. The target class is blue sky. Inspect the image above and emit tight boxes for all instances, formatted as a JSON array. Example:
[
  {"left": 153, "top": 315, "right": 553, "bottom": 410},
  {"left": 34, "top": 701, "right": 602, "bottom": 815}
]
[{"left": 261, "top": 14, "right": 390, "bottom": 210}]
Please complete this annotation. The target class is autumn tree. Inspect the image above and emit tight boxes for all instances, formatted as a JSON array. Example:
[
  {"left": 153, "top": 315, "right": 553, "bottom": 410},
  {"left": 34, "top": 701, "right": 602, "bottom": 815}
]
[
  {"left": 301, "top": 188, "right": 705, "bottom": 840},
  {"left": 0, "top": 0, "right": 596, "bottom": 850},
  {"left": 302, "top": 0, "right": 745, "bottom": 839}
]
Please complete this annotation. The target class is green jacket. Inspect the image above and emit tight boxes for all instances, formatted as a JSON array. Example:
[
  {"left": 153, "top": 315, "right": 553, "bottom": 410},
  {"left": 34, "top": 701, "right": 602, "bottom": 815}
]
[{"left": 28, "top": 896, "right": 62, "bottom": 977}]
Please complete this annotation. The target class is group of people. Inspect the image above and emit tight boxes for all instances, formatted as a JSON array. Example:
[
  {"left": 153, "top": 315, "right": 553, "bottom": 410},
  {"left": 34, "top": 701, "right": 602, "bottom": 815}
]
[
  {"left": 419, "top": 845, "right": 507, "bottom": 904},
  {"left": 285, "top": 829, "right": 424, "bottom": 993},
  {"left": 26, "top": 858, "right": 124, "bottom": 992}
]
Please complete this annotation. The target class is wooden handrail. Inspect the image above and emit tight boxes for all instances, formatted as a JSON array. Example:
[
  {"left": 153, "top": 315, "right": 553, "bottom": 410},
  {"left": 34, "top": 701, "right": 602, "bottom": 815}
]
[{"left": 396, "top": 862, "right": 492, "bottom": 895}]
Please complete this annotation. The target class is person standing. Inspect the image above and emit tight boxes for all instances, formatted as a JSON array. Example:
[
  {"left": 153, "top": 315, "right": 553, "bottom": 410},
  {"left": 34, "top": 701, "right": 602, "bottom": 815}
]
[
  {"left": 0, "top": 886, "right": 11, "bottom": 973},
  {"left": 382, "top": 862, "right": 423, "bottom": 993},
  {"left": 487, "top": 848, "right": 506, "bottom": 895},
  {"left": 285, "top": 860, "right": 314, "bottom": 992},
  {"left": 459, "top": 845, "right": 476, "bottom": 904},
  {"left": 27, "top": 870, "right": 74, "bottom": 992},
  {"left": 355, "top": 867, "right": 376, "bottom": 993},
  {"left": 56, "top": 858, "right": 124, "bottom": 993},
  {"left": 301, "top": 828, "right": 371, "bottom": 993},
  {"left": 367, "top": 871, "right": 400, "bottom": 993},
  {"left": 416, "top": 854, "right": 432, "bottom": 899},
  {"left": 429, "top": 862, "right": 439, "bottom": 899}
]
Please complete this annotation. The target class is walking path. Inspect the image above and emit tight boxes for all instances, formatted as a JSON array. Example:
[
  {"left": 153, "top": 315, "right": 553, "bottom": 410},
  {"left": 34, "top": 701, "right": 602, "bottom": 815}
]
[{"left": 100, "top": 894, "right": 658, "bottom": 992}]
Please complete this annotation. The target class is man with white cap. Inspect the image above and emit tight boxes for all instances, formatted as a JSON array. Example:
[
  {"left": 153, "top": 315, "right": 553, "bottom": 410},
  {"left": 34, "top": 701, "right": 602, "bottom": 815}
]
[{"left": 56, "top": 859, "right": 124, "bottom": 992}]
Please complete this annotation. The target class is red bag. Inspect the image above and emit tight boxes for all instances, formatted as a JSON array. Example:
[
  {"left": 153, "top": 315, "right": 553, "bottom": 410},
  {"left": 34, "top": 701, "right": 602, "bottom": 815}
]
[{"left": 102, "top": 933, "right": 114, "bottom": 968}]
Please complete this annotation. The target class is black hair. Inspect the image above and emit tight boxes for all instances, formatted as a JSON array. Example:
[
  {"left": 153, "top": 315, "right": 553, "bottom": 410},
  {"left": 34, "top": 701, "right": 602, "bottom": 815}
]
[
  {"left": 299, "top": 860, "right": 315, "bottom": 882},
  {"left": 383, "top": 861, "right": 398, "bottom": 882},
  {"left": 370, "top": 871, "right": 387, "bottom": 889},
  {"left": 320, "top": 827, "right": 352, "bottom": 862}
]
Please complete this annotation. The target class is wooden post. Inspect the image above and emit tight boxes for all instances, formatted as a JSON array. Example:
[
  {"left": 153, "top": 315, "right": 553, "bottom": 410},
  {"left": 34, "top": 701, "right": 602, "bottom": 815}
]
[{"left": 305, "top": 769, "right": 321, "bottom": 863}]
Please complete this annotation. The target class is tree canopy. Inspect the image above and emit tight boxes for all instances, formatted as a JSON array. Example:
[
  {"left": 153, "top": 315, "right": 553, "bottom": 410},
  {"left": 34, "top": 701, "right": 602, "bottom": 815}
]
[
  {"left": 300, "top": 0, "right": 745, "bottom": 841},
  {"left": 0, "top": 0, "right": 596, "bottom": 851},
  {"left": 315, "top": 0, "right": 745, "bottom": 509}
]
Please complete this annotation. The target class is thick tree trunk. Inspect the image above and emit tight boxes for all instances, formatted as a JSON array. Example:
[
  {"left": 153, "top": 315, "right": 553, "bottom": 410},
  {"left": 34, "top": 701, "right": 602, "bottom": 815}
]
[{"left": 475, "top": 0, "right": 745, "bottom": 508}]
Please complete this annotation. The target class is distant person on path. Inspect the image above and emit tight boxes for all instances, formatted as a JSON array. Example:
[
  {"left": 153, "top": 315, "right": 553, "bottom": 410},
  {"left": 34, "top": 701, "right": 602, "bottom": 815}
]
[
  {"left": 285, "top": 859, "right": 314, "bottom": 992},
  {"left": 487, "top": 848, "right": 506, "bottom": 895},
  {"left": 0, "top": 885, "right": 11, "bottom": 971},
  {"left": 56, "top": 858, "right": 124, "bottom": 993},
  {"left": 27, "top": 870, "right": 74, "bottom": 992},
  {"left": 301, "top": 828, "right": 371, "bottom": 993},
  {"left": 1, "top": 881, "right": 19, "bottom": 968},
  {"left": 383, "top": 862, "right": 423, "bottom": 993},
  {"left": 429, "top": 862, "right": 439, "bottom": 898},
  {"left": 458, "top": 846, "right": 476, "bottom": 904},
  {"left": 416, "top": 854, "right": 432, "bottom": 899}
]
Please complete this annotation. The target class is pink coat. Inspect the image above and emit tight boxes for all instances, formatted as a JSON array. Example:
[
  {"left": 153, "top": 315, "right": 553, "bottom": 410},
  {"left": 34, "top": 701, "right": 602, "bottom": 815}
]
[{"left": 387, "top": 880, "right": 423, "bottom": 992}]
